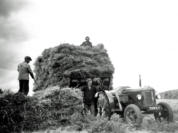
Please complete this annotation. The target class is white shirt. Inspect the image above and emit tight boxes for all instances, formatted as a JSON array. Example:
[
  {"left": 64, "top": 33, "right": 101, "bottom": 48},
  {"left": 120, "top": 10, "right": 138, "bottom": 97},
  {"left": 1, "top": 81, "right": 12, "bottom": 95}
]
[{"left": 18, "top": 62, "right": 33, "bottom": 80}]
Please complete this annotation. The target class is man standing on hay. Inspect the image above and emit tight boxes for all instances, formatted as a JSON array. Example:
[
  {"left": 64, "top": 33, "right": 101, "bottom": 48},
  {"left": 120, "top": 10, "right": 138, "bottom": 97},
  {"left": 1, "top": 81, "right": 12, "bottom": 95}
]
[
  {"left": 81, "top": 36, "right": 92, "bottom": 47},
  {"left": 17, "top": 56, "right": 35, "bottom": 95}
]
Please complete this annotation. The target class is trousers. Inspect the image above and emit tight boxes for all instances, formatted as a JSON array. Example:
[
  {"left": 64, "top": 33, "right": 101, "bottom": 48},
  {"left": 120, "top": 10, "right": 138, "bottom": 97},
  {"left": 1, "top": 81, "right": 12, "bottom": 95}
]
[
  {"left": 18, "top": 80, "right": 29, "bottom": 95},
  {"left": 84, "top": 100, "right": 98, "bottom": 116}
]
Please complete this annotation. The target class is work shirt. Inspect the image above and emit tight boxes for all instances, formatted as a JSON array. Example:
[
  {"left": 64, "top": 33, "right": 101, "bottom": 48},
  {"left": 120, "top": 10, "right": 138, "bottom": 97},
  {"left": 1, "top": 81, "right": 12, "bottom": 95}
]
[
  {"left": 18, "top": 62, "right": 33, "bottom": 80},
  {"left": 81, "top": 41, "right": 92, "bottom": 47}
]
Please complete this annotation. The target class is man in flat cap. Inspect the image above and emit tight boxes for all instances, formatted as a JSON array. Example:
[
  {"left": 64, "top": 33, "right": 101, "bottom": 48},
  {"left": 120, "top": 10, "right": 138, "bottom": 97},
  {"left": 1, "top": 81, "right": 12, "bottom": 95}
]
[{"left": 17, "top": 56, "right": 35, "bottom": 95}]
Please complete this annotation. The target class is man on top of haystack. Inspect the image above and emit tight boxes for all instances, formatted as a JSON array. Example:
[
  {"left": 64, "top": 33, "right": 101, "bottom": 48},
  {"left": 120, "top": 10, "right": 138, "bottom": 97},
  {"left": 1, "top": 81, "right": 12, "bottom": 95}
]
[
  {"left": 81, "top": 36, "right": 92, "bottom": 47},
  {"left": 17, "top": 56, "right": 35, "bottom": 95}
]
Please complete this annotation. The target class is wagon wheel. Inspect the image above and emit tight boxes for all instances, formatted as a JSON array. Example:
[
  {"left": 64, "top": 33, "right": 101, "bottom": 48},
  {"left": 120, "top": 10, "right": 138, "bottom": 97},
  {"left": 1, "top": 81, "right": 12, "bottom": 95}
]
[
  {"left": 154, "top": 102, "right": 173, "bottom": 122},
  {"left": 97, "top": 91, "right": 111, "bottom": 119}
]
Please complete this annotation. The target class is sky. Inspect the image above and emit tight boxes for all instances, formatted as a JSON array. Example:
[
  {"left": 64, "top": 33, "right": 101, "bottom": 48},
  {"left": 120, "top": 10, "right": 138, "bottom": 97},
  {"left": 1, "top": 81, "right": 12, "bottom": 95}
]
[{"left": 0, "top": 0, "right": 178, "bottom": 94}]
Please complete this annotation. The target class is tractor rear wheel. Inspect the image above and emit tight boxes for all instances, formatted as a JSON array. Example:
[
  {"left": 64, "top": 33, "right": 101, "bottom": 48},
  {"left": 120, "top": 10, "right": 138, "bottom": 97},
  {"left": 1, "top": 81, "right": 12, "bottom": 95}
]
[{"left": 154, "top": 102, "right": 173, "bottom": 122}]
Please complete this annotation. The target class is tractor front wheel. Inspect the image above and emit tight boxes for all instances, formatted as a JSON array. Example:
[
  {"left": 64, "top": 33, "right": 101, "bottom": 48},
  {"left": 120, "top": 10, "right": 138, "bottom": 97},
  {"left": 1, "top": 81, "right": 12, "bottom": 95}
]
[{"left": 124, "top": 104, "right": 143, "bottom": 126}]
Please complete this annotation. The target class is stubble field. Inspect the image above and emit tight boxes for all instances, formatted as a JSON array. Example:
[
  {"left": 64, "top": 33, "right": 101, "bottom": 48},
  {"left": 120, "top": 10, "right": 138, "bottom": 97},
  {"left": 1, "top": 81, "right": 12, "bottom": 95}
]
[{"left": 30, "top": 99, "right": 178, "bottom": 133}]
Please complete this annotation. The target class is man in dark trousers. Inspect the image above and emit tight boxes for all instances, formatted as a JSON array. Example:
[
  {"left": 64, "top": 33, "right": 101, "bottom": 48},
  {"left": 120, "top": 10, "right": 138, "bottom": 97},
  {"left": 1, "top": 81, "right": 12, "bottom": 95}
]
[
  {"left": 17, "top": 56, "right": 35, "bottom": 95},
  {"left": 81, "top": 36, "right": 92, "bottom": 48},
  {"left": 82, "top": 78, "right": 97, "bottom": 116}
]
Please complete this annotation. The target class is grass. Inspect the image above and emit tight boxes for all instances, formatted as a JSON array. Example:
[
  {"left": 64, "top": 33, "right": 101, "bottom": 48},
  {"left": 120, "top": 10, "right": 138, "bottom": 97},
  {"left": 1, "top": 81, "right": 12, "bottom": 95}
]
[
  {"left": 27, "top": 113, "right": 178, "bottom": 133},
  {"left": 2, "top": 88, "right": 178, "bottom": 133},
  {"left": 28, "top": 99, "right": 178, "bottom": 133}
]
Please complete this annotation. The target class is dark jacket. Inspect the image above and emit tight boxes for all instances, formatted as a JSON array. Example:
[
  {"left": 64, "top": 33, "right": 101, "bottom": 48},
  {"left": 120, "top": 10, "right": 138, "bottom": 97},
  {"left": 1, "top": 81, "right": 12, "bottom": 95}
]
[
  {"left": 81, "top": 41, "right": 92, "bottom": 47},
  {"left": 81, "top": 86, "right": 96, "bottom": 105}
]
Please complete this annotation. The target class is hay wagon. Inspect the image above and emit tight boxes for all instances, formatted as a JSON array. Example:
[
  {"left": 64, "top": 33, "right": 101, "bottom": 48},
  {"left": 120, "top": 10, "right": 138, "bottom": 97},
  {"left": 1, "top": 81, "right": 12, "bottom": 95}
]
[{"left": 65, "top": 69, "right": 113, "bottom": 90}]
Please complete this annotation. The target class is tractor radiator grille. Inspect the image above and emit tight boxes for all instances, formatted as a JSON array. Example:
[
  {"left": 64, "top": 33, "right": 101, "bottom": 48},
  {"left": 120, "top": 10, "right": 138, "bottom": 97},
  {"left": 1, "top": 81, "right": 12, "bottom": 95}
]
[{"left": 143, "top": 91, "right": 154, "bottom": 106}]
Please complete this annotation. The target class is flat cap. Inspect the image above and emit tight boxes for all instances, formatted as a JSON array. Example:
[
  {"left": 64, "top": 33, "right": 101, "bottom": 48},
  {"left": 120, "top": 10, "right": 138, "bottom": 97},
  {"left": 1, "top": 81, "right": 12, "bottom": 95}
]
[{"left": 25, "top": 56, "right": 32, "bottom": 61}]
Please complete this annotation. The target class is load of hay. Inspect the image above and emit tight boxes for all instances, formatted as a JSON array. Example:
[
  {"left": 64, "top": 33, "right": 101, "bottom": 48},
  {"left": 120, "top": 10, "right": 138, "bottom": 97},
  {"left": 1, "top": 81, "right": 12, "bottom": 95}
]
[
  {"left": 34, "top": 43, "right": 114, "bottom": 91},
  {"left": 0, "top": 43, "right": 115, "bottom": 132},
  {"left": 0, "top": 87, "right": 83, "bottom": 132}
]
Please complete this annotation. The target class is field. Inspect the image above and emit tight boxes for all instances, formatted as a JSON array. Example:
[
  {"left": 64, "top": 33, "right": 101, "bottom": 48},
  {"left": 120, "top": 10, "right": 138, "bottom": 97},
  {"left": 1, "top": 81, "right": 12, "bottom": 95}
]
[
  {"left": 1, "top": 89, "right": 178, "bottom": 133},
  {"left": 28, "top": 99, "right": 178, "bottom": 133}
]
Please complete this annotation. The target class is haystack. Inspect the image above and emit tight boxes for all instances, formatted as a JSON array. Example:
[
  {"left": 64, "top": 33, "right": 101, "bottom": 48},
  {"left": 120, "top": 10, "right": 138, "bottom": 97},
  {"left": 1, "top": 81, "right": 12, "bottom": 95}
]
[
  {"left": 34, "top": 43, "right": 114, "bottom": 91},
  {"left": 0, "top": 87, "right": 83, "bottom": 132},
  {"left": 23, "top": 86, "right": 83, "bottom": 131},
  {"left": 0, "top": 92, "right": 27, "bottom": 132}
]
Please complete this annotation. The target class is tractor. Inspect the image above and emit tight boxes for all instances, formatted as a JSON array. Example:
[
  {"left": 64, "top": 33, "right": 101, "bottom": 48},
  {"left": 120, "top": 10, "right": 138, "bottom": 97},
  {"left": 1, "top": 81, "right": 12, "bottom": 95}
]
[
  {"left": 68, "top": 71, "right": 173, "bottom": 126},
  {"left": 96, "top": 86, "right": 174, "bottom": 126}
]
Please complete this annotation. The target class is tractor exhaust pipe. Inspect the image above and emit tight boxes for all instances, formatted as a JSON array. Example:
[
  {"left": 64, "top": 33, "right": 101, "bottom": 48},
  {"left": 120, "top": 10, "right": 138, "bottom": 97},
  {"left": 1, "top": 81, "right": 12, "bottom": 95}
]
[{"left": 139, "top": 74, "right": 142, "bottom": 87}]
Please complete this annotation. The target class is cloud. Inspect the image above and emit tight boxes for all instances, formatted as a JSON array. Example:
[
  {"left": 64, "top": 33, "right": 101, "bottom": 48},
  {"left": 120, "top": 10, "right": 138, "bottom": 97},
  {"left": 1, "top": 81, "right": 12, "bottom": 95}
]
[
  {"left": 0, "top": 68, "right": 18, "bottom": 91},
  {"left": 0, "top": 0, "right": 27, "bottom": 17},
  {"left": 0, "top": 0, "right": 29, "bottom": 71},
  {"left": 0, "top": 17, "right": 27, "bottom": 42},
  {"left": 0, "top": 45, "right": 20, "bottom": 69}
]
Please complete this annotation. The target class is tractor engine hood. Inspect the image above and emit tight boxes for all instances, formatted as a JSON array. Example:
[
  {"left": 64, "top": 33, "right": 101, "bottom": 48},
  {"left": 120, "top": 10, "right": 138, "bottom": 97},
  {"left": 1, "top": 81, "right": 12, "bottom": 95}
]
[{"left": 122, "top": 87, "right": 155, "bottom": 94}]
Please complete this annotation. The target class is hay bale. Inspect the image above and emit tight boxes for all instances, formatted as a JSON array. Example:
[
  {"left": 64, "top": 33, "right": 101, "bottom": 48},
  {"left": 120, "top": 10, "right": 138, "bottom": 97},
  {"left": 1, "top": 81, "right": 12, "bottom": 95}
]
[{"left": 34, "top": 43, "right": 114, "bottom": 91}]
